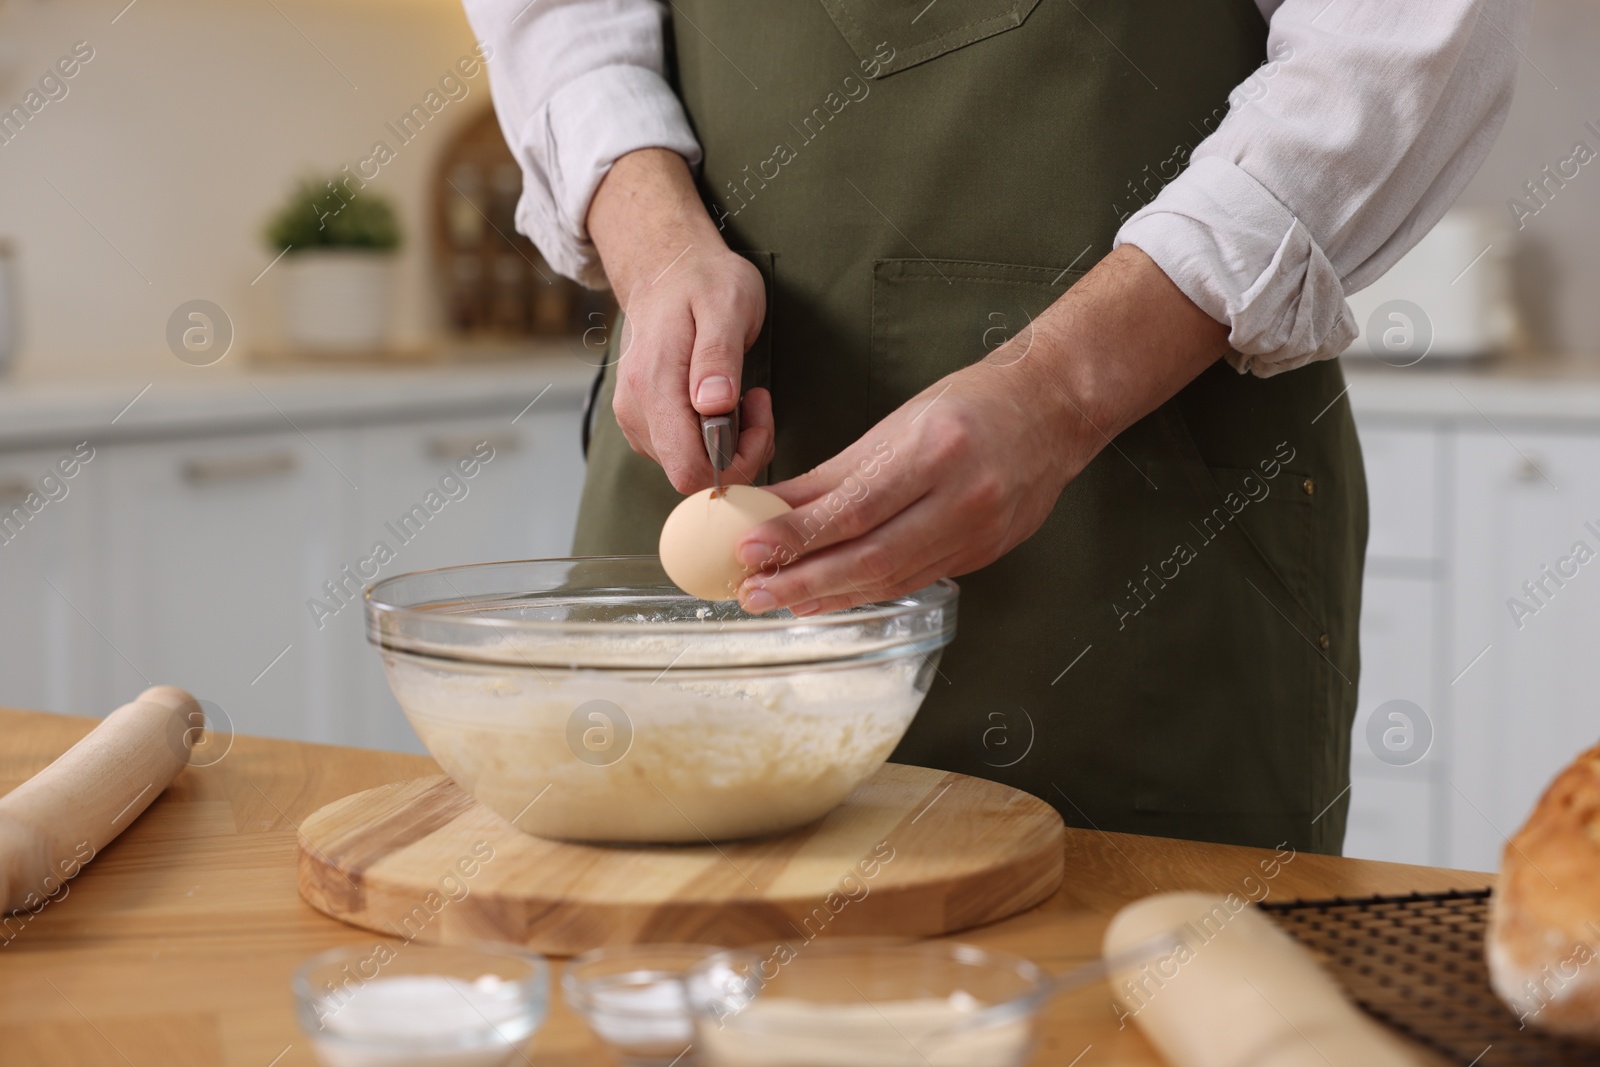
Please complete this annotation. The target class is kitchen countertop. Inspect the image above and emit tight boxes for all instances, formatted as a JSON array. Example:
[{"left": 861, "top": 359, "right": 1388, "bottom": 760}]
[
  {"left": 0, "top": 707, "right": 1489, "bottom": 1067},
  {"left": 7, "top": 347, "right": 1600, "bottom": 452},
  {"left": 0, "top": 348, "right": 600, "bottom": 449},
  {"left": 1347, "top": 358, "right": 1600, "bottom": 426}
]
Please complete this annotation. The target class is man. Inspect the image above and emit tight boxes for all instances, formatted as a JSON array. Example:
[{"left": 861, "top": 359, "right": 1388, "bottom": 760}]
[{"left": 464, "top": 0, "right": 1528, "bottom": 852}]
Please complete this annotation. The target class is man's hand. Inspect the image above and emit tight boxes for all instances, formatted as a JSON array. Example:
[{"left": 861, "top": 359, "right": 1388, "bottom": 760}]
[
  {"left": 588, "top": 148, "right": 773, "bottom": 493},
  {"left": 733, "top": 244, "right": 1234, "bottom": 616}
]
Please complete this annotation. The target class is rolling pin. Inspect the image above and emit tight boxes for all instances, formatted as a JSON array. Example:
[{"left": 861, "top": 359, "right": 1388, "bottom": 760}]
[
  {"left": 0, "top": 686, "right": 198, "bottom": 913},
  {"left": 1104, "top": 892, "right": 1418, "bottom": 1066}
]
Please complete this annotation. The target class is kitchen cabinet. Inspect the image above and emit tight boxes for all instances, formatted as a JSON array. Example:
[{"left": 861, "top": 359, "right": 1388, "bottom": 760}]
[
  {"left": 102, "top": 429, "right": 353, "bottom": 747},
  {"left": 1345, "top": 424, "right": 1448, "bottom": 865},
  {"left": 1348, "top": 376, "right": 1600, "bottom": 872},
  {"left": 1447, "top": 428, "right": 1600, "bottom": 871},
  {"left": 1344, "top": 774, "right": 1436, "bottom": 866},
  {"left": 1347, "top": 574, "right": 1441, "bottom": 865},
  {"left": 0, "top": 361, "right": 592, "bottom": 752},
  {"left": 0, "top": 445, "right": 110, "bottom": 717},
  {"left": 1360, "top": 426, "right": 1439, "bottom": 563}
]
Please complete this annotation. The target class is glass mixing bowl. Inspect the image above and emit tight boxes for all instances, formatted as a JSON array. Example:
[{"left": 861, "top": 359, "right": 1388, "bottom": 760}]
[
  {"left": 365, "top": 557, "right": 957, "bottom": 843},
  {"left": 686, "top": 940, "right": 1045, "bottom": 1067}
]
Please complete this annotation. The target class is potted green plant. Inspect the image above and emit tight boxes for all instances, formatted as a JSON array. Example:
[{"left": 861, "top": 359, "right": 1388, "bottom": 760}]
[{"left": 265, "top": 176, "right": 402, "bottom": 351}]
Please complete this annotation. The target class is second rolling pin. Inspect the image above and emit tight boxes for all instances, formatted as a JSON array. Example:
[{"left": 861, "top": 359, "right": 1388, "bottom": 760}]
[{"left": 1105, "top": 892, "right": 1418, "bottom": 1066}]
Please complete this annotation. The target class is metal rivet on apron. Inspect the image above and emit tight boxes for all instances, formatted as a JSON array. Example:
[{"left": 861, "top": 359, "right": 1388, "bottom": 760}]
[
  {"left": 1301, "top": 478, "right": 1316, "bottom": 496},
  {"left": 1318, "top": 633, "right": 1331, "bottom": 650}
]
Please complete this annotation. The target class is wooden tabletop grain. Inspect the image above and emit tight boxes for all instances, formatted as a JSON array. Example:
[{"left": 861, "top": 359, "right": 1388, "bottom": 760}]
[{"left": 0, "top": 708, "right": 1491, "bottom": 1066}]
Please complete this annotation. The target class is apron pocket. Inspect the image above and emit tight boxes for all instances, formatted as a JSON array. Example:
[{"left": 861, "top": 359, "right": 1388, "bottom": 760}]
[
  {"left": 818, "top": 0, "right": 1042, "bottom": 78},
  {"left": 868, "top": 258, "right": 1080, "bottom": 423},
  {"left": 1129, "top": 460, "right": 1326, "bottom": 817}
]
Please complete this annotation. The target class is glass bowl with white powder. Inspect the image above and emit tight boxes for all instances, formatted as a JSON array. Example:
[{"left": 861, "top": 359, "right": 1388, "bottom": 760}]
[
  {"left": 365, "top": 557, "right": 957, "bottom": 843},
  {"left": 562, "top": 943, "right": 721, "bottom": 1065},
  {"left": 293, "top": 941, "right": 548, "bottom": 1067},
  {"left": 686, "top": 940, "right": 1044, "bottom": 1067}
]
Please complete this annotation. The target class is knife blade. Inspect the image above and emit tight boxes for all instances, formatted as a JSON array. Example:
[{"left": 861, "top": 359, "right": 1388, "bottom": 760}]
[{"left": 701, "top": 410, "right": 738, "bottom": 496}]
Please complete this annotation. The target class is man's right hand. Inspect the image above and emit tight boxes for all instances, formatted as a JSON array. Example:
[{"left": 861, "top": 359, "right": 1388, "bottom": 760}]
[{"left": 587, "top": 148, "right": 773, "bottom": 494}]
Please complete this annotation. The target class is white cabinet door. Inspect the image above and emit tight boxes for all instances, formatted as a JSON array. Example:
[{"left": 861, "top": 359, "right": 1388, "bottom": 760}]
[
  {"left": 1345, "top": 776, "right": 1435, "bottom": 866},
  {"left": 1358, "top": 424, "right": 1439, "bottom": 563},
  {"left": 1449, "top": 428, "right": 1600, "bottom": 872},
  {"left": 0, "top": 443, "right": 111, "bottom": 716},
  {"left": 1346, "top": 574, "right": 1441, "bottom": 865},
  {"left": 333, "top": 407, "right": 585, "bottom": 752},
  {"left": 350, "top": 409, "right": 585, "bottom": 572},
  {"left": 102, "top": 430, "right": 353, "bottom": 747}
]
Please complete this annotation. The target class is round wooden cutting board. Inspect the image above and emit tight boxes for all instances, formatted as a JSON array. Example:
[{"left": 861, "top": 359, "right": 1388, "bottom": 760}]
[{"left": 297, "top": 764, "right": 1065, "bottom": 956}]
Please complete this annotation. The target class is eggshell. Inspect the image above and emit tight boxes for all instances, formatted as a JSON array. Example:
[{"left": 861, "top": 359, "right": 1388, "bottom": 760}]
[{"left": 659, "top": 485, "right": 793, "bottom": 601}]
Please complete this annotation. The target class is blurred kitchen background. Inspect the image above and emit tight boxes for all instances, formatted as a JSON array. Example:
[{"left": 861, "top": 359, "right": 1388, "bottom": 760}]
[{"left": 0, "top": 0, "right": 1597, "bottom": 873}]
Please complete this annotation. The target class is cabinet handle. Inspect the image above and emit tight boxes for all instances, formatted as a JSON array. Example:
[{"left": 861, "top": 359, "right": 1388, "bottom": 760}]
[
  {"left": 426, "top": 433, "right": 519, "bottom": 461},
  {"left": 0, "top": 477, "right": 32, "bottom": 503},
  {"left": 181, "top": 452, "right": 298, "bottom": 486}
]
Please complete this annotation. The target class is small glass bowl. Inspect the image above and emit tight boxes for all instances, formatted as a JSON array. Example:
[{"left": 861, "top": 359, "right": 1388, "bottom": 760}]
[
  {"left": 293, "top": 941, "right": 549, "bottom": 1067},
  {"left": 686, "top": 940, "right": 1046, "bottom": 1067},
  {"left": 562, "top": 944, "right": 721, "bottom": 1066}
]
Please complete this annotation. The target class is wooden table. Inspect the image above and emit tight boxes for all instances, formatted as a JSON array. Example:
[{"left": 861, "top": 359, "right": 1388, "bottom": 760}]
[{"left": 0, "top": 708, "right": 1491, "bottom": 1066}]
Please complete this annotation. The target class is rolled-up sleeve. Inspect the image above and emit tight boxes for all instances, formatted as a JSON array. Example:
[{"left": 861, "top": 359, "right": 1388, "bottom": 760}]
[
  {"left": 460, "top": 0, "right": 702, "bottom": 288},
  {"left": 1114, "top": 0, "right": 1531, "bottom": 377}
]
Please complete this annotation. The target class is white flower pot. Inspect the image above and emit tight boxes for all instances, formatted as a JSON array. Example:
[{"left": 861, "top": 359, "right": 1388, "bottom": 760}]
[{"left": 279, "top": 249, "right": 395, "bottom": 351}]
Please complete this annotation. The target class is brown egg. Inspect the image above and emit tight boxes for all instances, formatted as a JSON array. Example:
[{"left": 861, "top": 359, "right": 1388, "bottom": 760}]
[{"left": 658, "top": 485, "right": 793, "bottom": 601}]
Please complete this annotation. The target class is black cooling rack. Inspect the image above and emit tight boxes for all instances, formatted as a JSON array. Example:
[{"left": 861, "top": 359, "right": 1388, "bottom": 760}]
[{"left": 1258, "top": 889, "right": 1600, "bottom": 1066}]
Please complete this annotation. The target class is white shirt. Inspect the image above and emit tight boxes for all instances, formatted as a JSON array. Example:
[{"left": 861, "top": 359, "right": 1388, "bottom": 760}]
[{"left": 462, "top": 0, "right": 1530, "bottom": 376}]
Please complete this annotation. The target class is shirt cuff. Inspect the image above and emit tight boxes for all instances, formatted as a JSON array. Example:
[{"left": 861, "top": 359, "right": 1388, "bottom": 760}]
[
  {"left": 1113, "top": 156, "right": 1357, "bottom": 378},
  {"left": 515, "top": 64, "right": 702, "bottom": 290}
]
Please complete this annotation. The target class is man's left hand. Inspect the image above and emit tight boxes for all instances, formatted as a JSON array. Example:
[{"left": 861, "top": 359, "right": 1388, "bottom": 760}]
[{"left": 733, "top": 244, "right": 1233, "bottom": 616}]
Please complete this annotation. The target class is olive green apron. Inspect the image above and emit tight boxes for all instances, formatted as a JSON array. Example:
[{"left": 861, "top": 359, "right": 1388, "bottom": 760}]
[{"left": 574, "top": 0, "right": 1367, "bottom": 854}]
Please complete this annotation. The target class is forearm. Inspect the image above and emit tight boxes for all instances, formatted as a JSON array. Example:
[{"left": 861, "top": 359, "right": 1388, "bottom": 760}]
[
  {"left": 1119, "top": 0, "right": 1528, "bottom": 374},
  {"left": 587, "top": 148, "right": 727, "bottom": 309},
  {"left": 586, "top": 148, "right": 770, "bottom": 478},
  {"left": 460, "top": 0, "right": 702, "bottom": 287},
  {"left": 1020, "top": 245, "right": 1231, "bottom": 465}
]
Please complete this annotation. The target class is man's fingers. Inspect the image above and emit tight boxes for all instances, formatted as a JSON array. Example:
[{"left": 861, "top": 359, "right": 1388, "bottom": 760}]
[
  {"left": 737, "top": 435, "right": 909, "bottom": 570},
  {"left": 783, "top": 557, "right": 957, "bottom": 616},
  {"left": 736, "top": 469, "right": 927, "bottom": 580},
  {"left": 762, "top": 426, "right": 906, "bottom": 509},
  {"left": 762, "top": 444, "right": 872, "bottom": 507},
  {"left": 738, "top": 497, "right": 959, "bottom": 613},
  {"left": 719, "top": 388, "right": 775, "bottom": 486},
  {"left": 628, "top": 308, "right": 713, "bottom": 492},
  {"left": 653, "top": 404, "right": 712, "bottom": 492}
]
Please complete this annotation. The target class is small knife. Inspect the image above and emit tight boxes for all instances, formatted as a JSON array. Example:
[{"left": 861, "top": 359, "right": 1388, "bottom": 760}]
[{"left": 701, "top": 410, "right": 738, "bottom": 496}]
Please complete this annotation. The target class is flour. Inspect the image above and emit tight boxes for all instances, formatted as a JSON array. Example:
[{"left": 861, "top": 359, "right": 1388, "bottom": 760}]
[
  {"left": 579, "top": 975, "right": 694, "bottom": 1048},
  {"left": 384, "top": 628, "right": 927, "bottom": 841},
  {"left": 310, "top": 975, "right": 537, "bottom": 1067},
  {"left": 697, "top": 992, "right": 1034, "bottom": 1067}
]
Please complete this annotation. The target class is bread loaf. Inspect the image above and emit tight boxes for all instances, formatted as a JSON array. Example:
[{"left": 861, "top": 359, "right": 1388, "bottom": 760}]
[{"left": 1487, "top": 744, "right": 1600, "bottom": 1038}]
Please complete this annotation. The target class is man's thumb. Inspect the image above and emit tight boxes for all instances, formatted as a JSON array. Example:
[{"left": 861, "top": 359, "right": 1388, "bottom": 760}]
[{"left": 688, "top": 328, "right": 744, "bottom": 416}]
